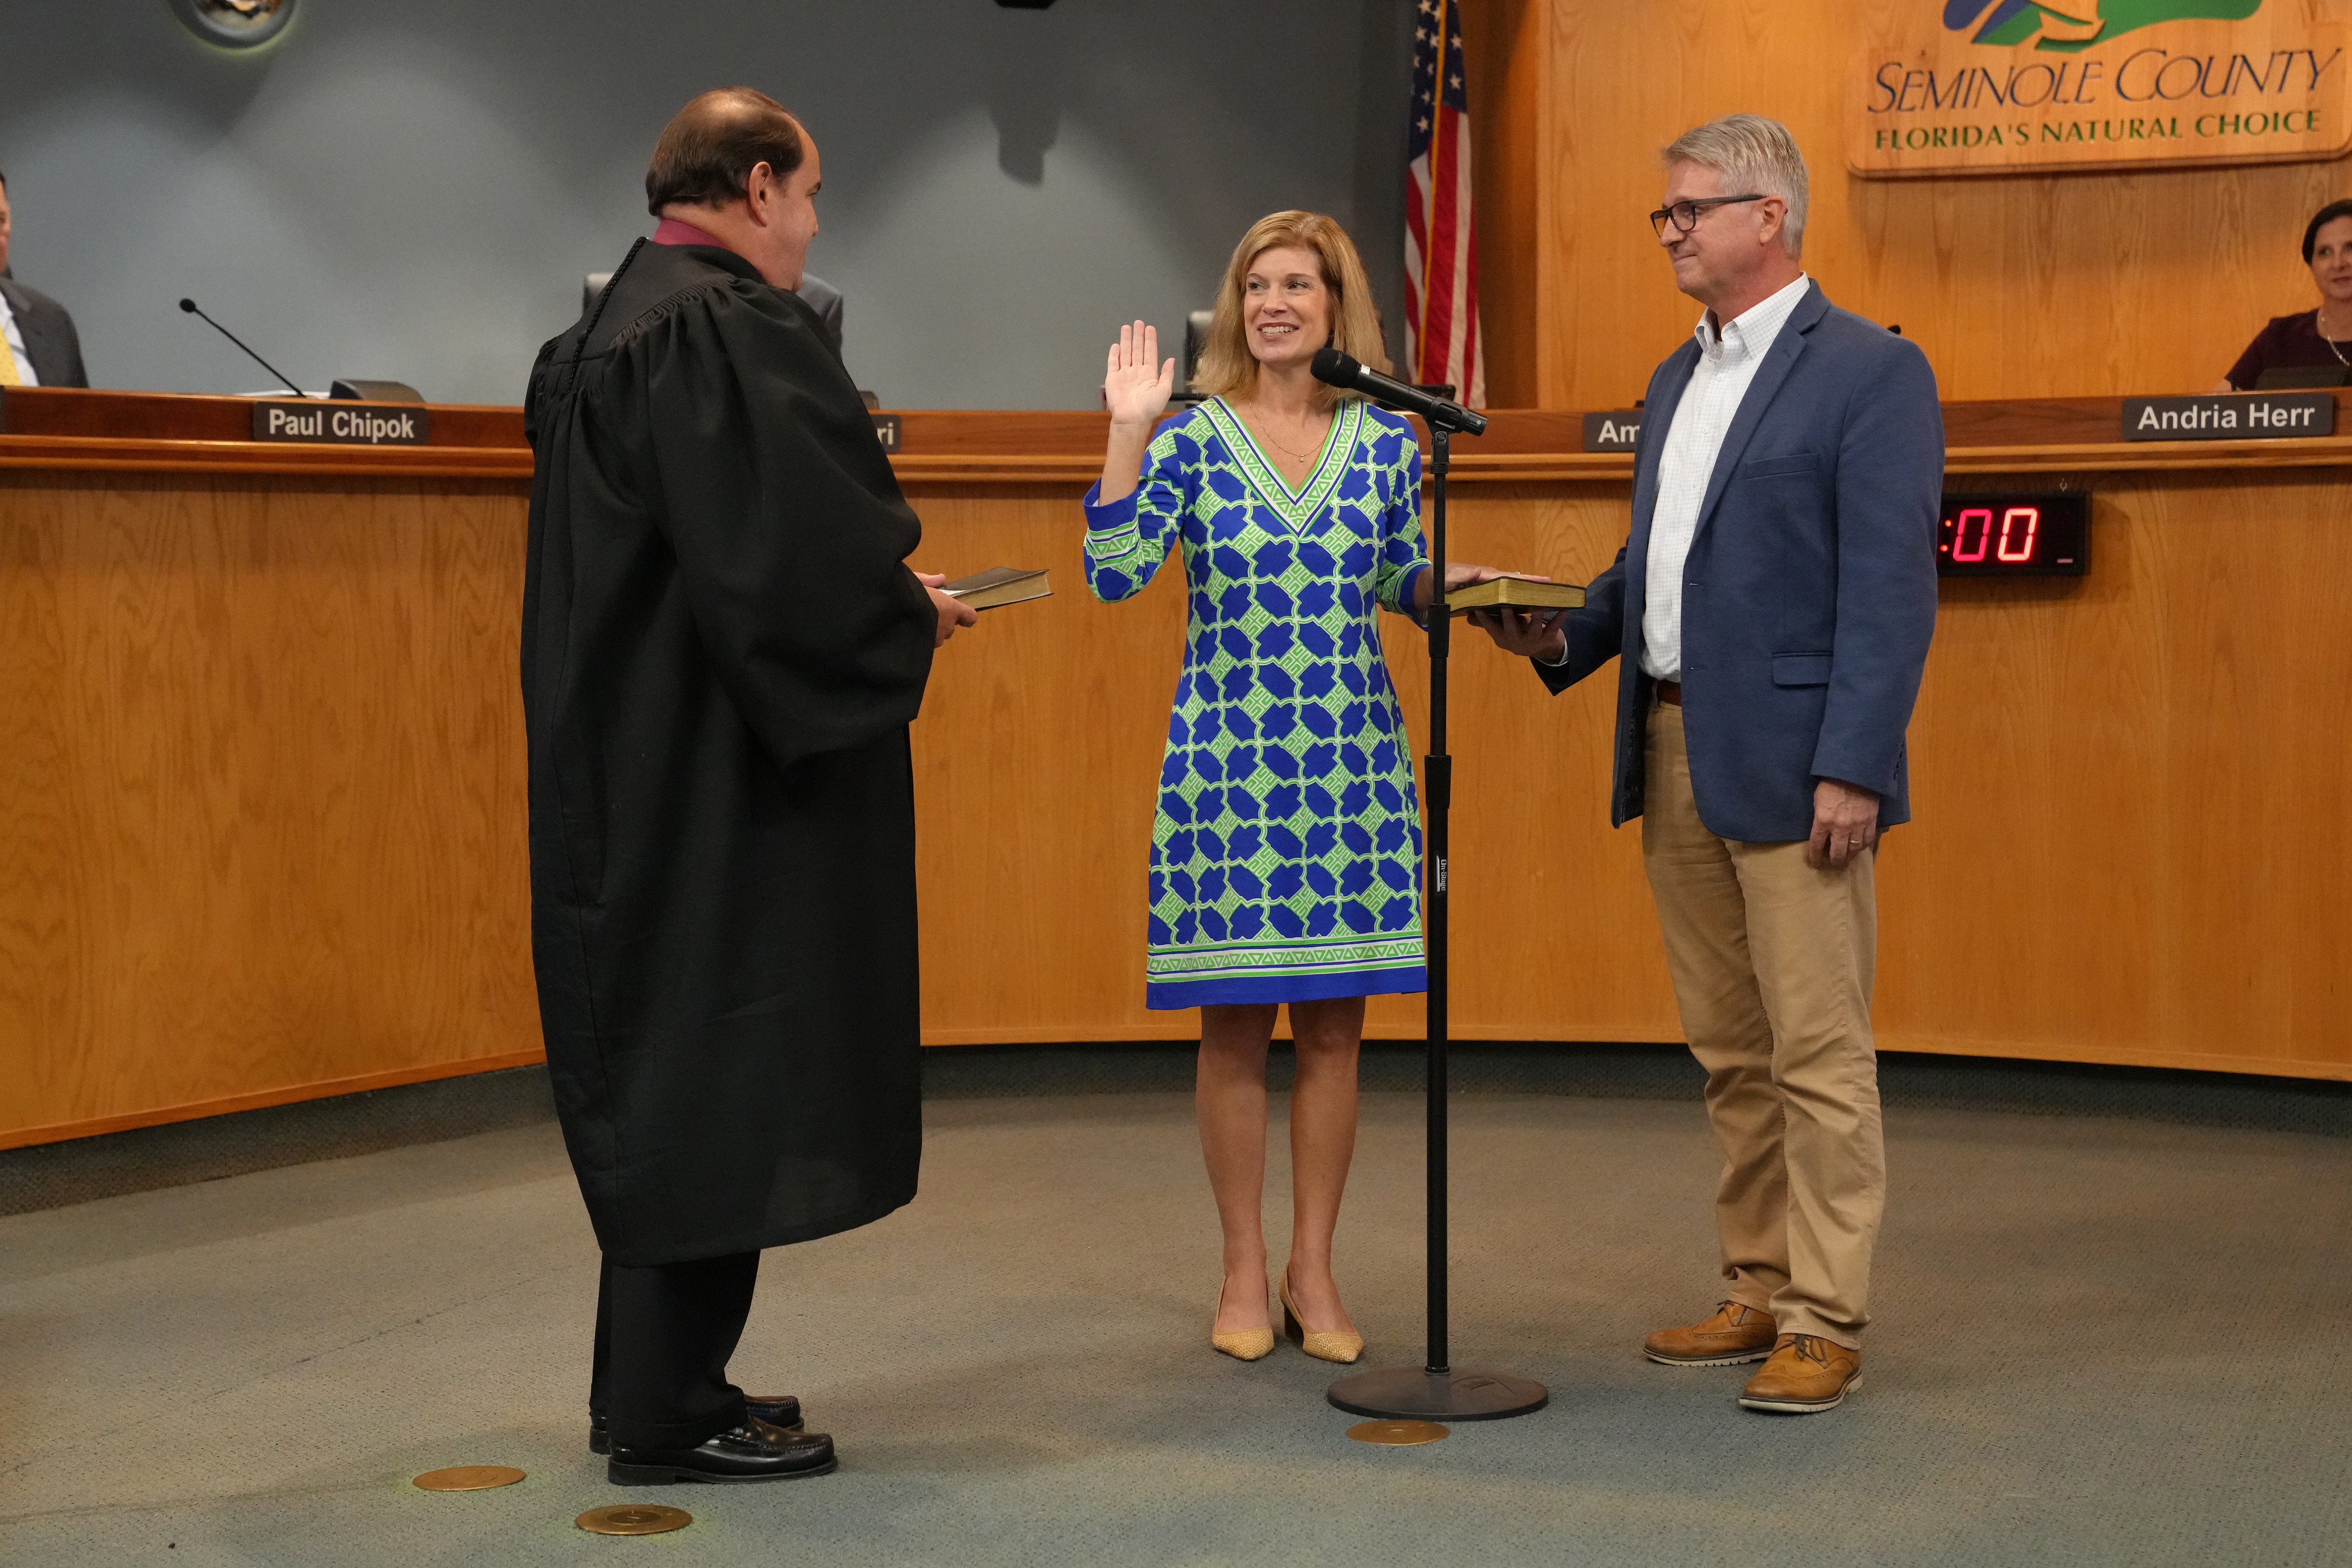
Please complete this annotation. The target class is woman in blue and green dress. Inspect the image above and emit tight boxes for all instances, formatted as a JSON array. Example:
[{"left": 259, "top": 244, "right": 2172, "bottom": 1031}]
[{"left": 1084, "top": 211, "right": 1512, "bottom": 1365}]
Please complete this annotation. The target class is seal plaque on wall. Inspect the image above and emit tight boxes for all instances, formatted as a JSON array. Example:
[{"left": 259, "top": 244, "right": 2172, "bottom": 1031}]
[
  {"left": 1851, "top": 0, "right": 2351, "bottom": 174},
  {"left": 169, "top": 0, "right": 297, "bottom": 49}
]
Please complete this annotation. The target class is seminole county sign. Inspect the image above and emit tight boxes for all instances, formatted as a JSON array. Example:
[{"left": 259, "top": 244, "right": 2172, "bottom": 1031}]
[{"left": 1852, "top": 0, "right": 2351, "bottom": 174}]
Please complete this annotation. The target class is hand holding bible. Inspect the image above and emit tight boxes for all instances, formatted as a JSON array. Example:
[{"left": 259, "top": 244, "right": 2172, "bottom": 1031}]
[
  {"left": 1467, "top": 605, "right": 1568, "bottom": 661},
  {"left": 1443, "top": 561, "right": 1508, "bottom": 593},
  {"left": 916, "top": 571, "right": 980, "bottom": 646},
  {"left": 1410, "top": 561, "right": 1510, "bottom": 610}
]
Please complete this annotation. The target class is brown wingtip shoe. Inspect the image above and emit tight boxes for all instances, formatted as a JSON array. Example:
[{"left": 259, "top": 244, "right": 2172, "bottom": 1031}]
[
  {"left": 1643, "top": 1301, "right": 1779, "bottom": 1366},
  {"left": 1738, "top": 1334, "right": 1862, "bottom": 1414}
]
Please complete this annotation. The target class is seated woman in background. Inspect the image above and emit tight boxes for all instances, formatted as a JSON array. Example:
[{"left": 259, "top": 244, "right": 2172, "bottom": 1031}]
[
  {"left": 1081, "top": 211, "right": 1515, "bottom": 1368},
  {"left": 2215, "top": 198, "right": 2352, "bottom": 390}
]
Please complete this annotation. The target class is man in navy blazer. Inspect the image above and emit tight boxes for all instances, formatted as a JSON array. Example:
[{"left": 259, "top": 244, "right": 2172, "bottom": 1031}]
[{"left": 1476, "top": 115, "right": 1940, "bottom": 1415}]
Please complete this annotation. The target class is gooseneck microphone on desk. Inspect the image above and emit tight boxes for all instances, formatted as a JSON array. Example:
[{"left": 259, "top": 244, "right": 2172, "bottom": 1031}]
[
  {"left": 1309, "top": 347, "right": 1546, "bottom": 1427},
  {"left": 178, "top": 297, "right": 310, "bottom": 398}
]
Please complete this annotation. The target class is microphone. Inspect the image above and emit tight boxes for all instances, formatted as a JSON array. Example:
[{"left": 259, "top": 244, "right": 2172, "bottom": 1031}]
[
  {"left": 1310, "top": 347, "right": 1487, "bottom": 435},
  {"left": 179, "top": 297, "right": 310, "bottom": 397}
]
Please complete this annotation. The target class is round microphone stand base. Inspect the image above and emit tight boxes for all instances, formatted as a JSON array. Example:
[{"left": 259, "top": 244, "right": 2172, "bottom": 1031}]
[{"left": 1326, "top": 1365, "right": 1549, "bottom": 1422}]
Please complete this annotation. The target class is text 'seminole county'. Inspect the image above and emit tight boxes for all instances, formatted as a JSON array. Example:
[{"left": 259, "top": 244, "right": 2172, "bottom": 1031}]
[{"left": 1869, "top": 47, "right": 2343, "bottom": 116}]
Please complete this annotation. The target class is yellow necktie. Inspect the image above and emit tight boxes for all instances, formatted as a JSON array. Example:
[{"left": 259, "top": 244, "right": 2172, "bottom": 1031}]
[{"left": 0, "top": 331, "right": 21, "bottom": 387}]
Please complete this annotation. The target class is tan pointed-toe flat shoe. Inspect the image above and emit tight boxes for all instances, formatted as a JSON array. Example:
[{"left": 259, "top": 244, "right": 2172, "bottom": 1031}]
[
  {"left": 1278, "top": 1272, "right": 1364, "bottom": 1364},
  {"left": 1212, "top": 1276, "right": 1275, "bottom": 1361}
]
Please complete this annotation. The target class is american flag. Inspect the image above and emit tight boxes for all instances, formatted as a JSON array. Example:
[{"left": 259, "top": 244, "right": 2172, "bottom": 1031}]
[{"left": 1405, "top": 0, "right": 1483, "bottom": 406}]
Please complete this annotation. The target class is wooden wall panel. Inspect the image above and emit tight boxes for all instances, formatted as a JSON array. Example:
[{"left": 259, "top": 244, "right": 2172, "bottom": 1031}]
[
  {"left": 900, "top": 479, "right": 1683, "bottom": 1048},
  {"left": 899, "top": 484, "right": 1188, "bottom": 1043},
  {"left": 1886, "top": 470, "right": 2352, "bottom": 1074},
  {"left": 0, "top": 473, "right": 541, "bottom": 1147},
  {"left": 905, "top": 471, "right": 2352, "bottom": 1078},
  {"left": 1462, "top": 0, "right": 1548, "bottom": 409},
  {"left": 9, "top": 444, "right": 2348, "bottom": 1149},
  {"left": 1498, "top": 0, "right": 2352, "bottom": 410},
  {"left": 1385, "top": 487, "right": 1681, "bottom": 1041}
]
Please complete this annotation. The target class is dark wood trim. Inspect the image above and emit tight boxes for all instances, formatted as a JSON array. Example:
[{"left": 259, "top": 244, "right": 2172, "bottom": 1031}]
[
  {"left": 0, "top": 434, "right": 535, "bottom": 480},
  {"left": 1938, "top": 390, "right": 2352, "bottom": 448},
  {"left": 5, "top": 389, "right": 2347, "bottom": 482},
  {"left": 0, "top": 385, "right": 527, "bottom": 447}
]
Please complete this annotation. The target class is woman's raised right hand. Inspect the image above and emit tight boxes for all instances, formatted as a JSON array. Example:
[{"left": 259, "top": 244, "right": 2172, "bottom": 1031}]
[{"left": 1105, "top": 319, "right": 1175, "bottom": 428}]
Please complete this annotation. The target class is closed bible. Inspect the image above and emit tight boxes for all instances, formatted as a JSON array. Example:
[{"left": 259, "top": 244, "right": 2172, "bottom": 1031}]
[
  {"left": 940, "top": 566, "right": 1051, "bottom": 610},
  {"left": 1444, "top": 575, "right": 1585, "bottom": 616}
]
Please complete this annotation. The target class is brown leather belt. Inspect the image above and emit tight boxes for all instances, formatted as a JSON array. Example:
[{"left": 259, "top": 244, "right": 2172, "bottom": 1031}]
[{"left": 1655, "top": 679, "right": 1683, "bottom": 706}]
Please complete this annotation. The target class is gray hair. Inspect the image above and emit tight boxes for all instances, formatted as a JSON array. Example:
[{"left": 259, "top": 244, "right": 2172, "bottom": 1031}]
[{"left": 1663, "top": 114, "right": 1809, "bottom": 260}]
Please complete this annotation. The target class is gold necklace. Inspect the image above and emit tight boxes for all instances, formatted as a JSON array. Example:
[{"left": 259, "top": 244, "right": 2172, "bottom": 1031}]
[
  {"left": 2320, "top": 305, "right": 2352, "bottom": 364},
  {"left": 1249, "top": 408, "right": 1329, "bottom": 465}
]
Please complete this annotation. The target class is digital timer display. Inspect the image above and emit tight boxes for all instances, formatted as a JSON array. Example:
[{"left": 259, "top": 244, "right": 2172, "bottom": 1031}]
[{"left": 1936, "top": 493, "right": 2089, "bottom": 577}]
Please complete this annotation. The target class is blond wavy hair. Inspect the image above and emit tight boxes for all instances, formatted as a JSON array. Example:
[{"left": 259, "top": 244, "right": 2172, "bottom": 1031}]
[{"left": 1190, "top": 211, "right": 1390, "bottom": 402}]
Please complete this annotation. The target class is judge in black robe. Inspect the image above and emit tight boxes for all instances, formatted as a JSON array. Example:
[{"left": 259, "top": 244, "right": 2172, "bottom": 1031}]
[{"left": 521, "top": 88, "right": 959, "bottom": 1481}]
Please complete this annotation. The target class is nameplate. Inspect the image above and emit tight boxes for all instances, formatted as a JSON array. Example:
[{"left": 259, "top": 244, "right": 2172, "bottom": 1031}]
[
  {"left": 871, "top": 413, "right": 902, "bottom": 453},
  {"left": 2121, "top": 393, "right": 2334, "bottom": 442},
  {"left": 1582, "top": 411, "right": 1643, "bottom": 452},
  {"left": 250, "top": 401, "right": 431, "bottom": 445}
]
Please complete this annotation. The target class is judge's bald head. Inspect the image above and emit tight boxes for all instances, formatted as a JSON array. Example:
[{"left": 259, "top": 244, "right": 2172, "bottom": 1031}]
[{"left": 645, "top": 87, "right": 806, "bottom": 217}]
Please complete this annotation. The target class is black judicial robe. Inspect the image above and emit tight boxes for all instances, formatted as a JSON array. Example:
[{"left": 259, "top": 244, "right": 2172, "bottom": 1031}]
[{"left": 521, "top": 239, "right": 936, "bottom": 1266}]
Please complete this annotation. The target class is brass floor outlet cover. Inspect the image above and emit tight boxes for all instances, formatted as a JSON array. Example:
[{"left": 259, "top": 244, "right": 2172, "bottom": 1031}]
[
  {"left": 1347, "top": 1419, "right": 1450, "bottom": 1445},
  {"left": 411, "top": 1465, "right": 526, "bottom": 1491},
  {"left": 576, "top": 1504, "right": 693, "bottom": 1536}
]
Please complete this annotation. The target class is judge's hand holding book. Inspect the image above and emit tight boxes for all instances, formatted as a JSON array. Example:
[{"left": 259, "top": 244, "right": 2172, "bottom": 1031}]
[{"left": 915, "top": 572, "right": 980, "bottom": 646}]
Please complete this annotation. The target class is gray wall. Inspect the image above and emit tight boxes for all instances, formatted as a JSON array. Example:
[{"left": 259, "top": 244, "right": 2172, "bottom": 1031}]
[{"left": 0, "top": 1, "right": 1412, "bottom": 409}]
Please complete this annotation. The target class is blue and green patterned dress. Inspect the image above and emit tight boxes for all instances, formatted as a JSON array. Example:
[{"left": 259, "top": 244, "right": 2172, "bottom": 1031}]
[{"left": 1082, "top": 395, "right": 1432, "bottom": 1008}]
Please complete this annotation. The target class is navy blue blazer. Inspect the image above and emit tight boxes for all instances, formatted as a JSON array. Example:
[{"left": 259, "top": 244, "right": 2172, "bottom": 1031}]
[{"left": 1540, "top": 281, "right": 1941, "bottom": 843}]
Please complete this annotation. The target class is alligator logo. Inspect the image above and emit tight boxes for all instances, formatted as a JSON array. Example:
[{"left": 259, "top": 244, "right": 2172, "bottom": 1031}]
[{"left": 1944, "top": 0, "right": 2263, "bottom": 53}]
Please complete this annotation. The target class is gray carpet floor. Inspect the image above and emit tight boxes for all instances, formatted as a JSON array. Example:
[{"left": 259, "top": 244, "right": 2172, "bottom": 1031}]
[{"left": 3, "top": 1089, "right": 2348, "bottom": 1566}]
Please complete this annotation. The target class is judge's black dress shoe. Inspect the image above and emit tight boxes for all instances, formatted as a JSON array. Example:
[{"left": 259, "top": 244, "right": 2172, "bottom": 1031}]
[
  {"left": 608, "top": 1417, "right": 835, "bottom": 1485},
  {"left": 590, "top": 1394, "right": 802, "bottom": 1456}
]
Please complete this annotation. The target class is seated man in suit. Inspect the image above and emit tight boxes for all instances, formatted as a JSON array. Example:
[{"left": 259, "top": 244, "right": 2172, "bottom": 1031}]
[
  {"left": 0, "top": 170, "right": 90, "bottom": 387},
  {"left": 794, "top": 272, "right": 844, "bottom": 356},
  {"left": 1473, "top": 113, "right": 1940, "bottom": 1415}
]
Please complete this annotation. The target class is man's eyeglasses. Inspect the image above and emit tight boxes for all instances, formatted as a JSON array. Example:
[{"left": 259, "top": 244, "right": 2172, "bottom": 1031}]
[{"left": 1649, "top": 194, "right": 1768, "bottom": 239}]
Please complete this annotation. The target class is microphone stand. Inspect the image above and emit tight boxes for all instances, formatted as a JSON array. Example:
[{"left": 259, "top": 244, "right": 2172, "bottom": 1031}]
[{"left": 1325, "top": 411, "right": 1548, "bottom": 1425}]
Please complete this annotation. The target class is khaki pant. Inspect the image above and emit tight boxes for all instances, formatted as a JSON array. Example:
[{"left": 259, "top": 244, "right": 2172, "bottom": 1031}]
[{"left": 1640, "top": 701, "right": 1885, "bottom": 1347}]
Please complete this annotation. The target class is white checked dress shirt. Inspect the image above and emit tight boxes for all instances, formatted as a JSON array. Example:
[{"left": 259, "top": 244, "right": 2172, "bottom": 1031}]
[{"left": 1636, "top": 272, "right": 1810, "bottom": 680}]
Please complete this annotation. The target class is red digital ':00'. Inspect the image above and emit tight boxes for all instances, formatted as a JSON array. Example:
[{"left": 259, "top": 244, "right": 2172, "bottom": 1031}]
[{"left": 1946, "top": 505, "right": 2040, "bottom": 563}]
